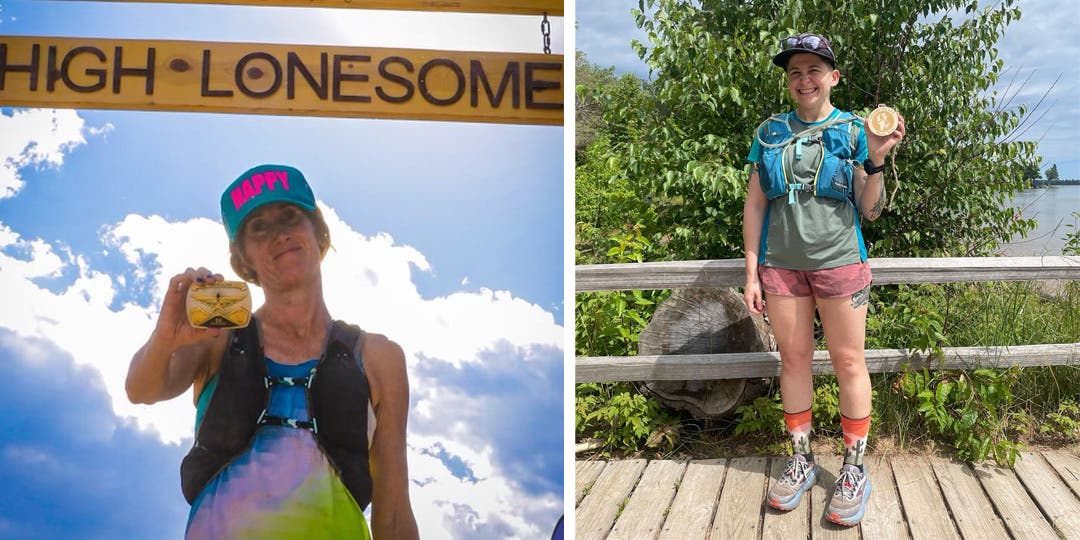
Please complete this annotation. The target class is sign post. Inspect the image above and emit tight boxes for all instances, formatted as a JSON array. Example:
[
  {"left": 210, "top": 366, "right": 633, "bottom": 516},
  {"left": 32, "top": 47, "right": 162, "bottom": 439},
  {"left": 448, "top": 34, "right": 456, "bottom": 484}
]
[
  {"left": 76, "top": 0, "right": 563, "bottom": 16},
  {"left": 0, "top": 36, "right": 563, "bottom": 125}
]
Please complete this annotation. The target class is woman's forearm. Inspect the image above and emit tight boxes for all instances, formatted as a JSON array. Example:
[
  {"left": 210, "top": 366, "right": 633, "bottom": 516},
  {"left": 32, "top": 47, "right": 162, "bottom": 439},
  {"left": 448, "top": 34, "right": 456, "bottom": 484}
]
[
  {"left": 744, "top": 169, "right": 767, "bottom": 280},
  {"left": 126, "top": 329, "right": 182, "bottom": 404},
  {"left": 856, "top": 165, "right": 887, "bottom": 221}
]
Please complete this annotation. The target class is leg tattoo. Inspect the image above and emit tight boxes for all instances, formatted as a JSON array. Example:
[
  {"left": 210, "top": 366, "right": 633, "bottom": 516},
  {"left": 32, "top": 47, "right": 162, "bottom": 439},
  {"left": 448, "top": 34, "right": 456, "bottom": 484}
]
[{"left": 851, "top": 285, "right": 870, "bottom": 309}]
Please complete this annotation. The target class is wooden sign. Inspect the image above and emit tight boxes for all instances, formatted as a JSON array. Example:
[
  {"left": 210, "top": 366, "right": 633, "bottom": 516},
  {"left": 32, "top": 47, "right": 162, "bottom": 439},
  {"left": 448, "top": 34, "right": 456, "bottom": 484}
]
[
  {"left": 0, "top": 36, "right": 563, "bottom": 125},
  {"left": 84, "top": 0, "right": 563, "bottom": 16}
]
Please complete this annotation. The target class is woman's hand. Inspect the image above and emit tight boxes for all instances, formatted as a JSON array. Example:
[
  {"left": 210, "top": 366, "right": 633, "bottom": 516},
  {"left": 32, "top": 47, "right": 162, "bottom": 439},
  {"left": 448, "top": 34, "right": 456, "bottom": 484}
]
[
  {"left": 126, "top": 267, "right": 227, "bottom": 405},
  {"left": 155, "top": 267, "right": 226, "bottom": 347},
  {"left": 744, "top": 279, "right": 765, "bottom": 315}
]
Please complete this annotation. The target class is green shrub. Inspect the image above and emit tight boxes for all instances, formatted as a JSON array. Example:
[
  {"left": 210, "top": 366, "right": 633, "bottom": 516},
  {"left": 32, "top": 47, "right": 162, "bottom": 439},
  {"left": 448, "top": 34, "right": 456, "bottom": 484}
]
[
  {"left": 866, "top": 285, "right": 948, "bottom": 355},
  {"left": 1041, "top": 399, "right": 1080, "bottom": 440},
  {"left": 575, "top": 226, "right": 671, "bottom": 357},
  {"left": 733, "top": 394, "right": 785, "bottom": 437},
  {"left": 812, "top": 378, "right": 842, "bottom": 428},
  {"left": 576, "top": 383, "right": 679, "bottom": 455},
  {"left": 1065, "top": 212, "right": 1080, "bottom": 256},
  {"left": 898, "top": 367, "right": 1025, "bottom": 465}
]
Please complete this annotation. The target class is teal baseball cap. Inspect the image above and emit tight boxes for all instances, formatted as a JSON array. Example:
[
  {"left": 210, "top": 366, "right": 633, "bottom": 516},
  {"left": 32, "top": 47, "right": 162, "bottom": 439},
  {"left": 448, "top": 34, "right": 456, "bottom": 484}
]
[{"left": 220, "top": 164, "right": 316, "bottom": 242}]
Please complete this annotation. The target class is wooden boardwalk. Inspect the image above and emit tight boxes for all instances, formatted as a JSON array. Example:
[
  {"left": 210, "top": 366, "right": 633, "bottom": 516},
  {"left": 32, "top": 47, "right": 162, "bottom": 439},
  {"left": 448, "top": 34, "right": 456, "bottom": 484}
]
[{"left": 575, "top": 450, "right": 1080, "bottom": 540}]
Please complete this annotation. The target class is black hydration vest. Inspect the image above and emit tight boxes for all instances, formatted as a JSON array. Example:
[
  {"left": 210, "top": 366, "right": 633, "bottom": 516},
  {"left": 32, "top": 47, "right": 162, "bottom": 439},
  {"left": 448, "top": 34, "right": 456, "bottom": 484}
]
[{"left": 180, "top": 318, "right": 373, "bottom": 509}]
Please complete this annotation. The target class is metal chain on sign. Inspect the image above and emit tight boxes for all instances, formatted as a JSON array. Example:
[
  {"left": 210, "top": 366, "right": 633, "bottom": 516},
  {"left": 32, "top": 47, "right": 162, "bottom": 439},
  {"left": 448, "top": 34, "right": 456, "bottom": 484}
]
[{"left": 541, "top": 12, "right": 552, "bottom": 54}]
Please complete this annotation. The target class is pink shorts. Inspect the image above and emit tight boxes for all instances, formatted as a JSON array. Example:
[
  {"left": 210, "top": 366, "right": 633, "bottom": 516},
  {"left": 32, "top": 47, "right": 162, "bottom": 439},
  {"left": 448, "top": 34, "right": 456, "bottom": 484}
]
[{"left": 759, "top": 262, "right": 872, "bottom": 298}]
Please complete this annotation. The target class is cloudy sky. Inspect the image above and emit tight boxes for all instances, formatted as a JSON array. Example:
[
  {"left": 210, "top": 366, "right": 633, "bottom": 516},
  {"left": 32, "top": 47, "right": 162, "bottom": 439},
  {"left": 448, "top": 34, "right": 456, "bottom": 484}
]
[
  {"left": 0, "top": 2, "right": 564, "bottom": 538},
  {"left": 577, "top": 0, "right": 1078, "bottom": 179}
]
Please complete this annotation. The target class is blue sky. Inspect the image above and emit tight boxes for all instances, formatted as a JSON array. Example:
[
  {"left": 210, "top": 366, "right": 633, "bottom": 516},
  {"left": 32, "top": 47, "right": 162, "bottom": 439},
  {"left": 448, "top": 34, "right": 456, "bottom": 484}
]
[
  {"left": 0, "top": 329, "right": 189, "bottom": 540},
  {"left": 577, "top": 0, "right": 1079, "bottom": 179},
  {"left": 0, "top": 1, "right": 565, "bottom": 538}
]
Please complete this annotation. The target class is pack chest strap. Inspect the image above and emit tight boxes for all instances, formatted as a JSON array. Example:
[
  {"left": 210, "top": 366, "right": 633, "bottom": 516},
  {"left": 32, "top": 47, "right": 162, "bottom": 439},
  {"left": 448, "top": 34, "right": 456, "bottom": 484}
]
[
  {"left": 256, "top": 408, "right": 319, "bottom": 434},
  {"left": 786, "top": 182, "right": 814, "bottom": 205},
  {"left": 256, "top": 367, "right": 320, "bottom": 433},
  {"left": 263, "top": 369, "right": 317, "bottom": 389}
]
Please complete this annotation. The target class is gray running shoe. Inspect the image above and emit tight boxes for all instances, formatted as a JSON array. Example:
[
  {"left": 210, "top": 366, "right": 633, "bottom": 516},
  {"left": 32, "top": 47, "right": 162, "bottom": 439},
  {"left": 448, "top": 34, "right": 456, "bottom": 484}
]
[
  {"left": 826, "top": 464, "right": 872, "bottom": 526},
  {"left": 767, "top": 454, "right": 818, "bottom": 511}
]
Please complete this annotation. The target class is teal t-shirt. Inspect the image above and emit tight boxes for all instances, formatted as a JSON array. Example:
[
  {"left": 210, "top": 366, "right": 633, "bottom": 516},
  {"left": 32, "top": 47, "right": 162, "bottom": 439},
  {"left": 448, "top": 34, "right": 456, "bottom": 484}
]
[{"left": 747, "top": 109, "right": 869, "bottom": 270}]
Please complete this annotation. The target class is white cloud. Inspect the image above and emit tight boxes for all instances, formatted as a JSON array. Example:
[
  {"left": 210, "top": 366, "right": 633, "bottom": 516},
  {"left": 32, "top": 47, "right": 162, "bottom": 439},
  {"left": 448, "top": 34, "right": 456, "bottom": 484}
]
[
  {"left": 3, "top": 444, "right": 63, "bottom": 474},
  {"left": 2, "top": 212, "right": 563, "bottom": 538},
  {"left": 318, "top": 205, "right": 561, "bottom": 367},
  {"left": 0, "top": 223, "right": 185, "bottom": 443},
  {"left": 408, "top": 434, "right": 560, "bottom": 539},
  {"left": 0, "top": 111, "right": 564, "bottom": 538},
  {"left": 0, "top": 109, "right": 111, "bottom": 200}
]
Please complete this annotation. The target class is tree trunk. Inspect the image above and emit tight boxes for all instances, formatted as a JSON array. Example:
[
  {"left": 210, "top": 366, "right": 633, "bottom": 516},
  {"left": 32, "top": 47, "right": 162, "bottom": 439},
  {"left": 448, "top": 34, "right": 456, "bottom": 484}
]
[{"left": 638, "top": 288, "right": 775, "bottom": 418}]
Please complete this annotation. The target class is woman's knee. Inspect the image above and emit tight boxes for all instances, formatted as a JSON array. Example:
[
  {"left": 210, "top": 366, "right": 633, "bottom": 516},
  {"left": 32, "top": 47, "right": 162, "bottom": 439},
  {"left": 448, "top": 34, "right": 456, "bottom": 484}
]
[
  {"left": 778, "top": 345, "right": 815, "bottom": 368},
  {"left": 830, "top": 352, "right": 868, "bottom": 380}
]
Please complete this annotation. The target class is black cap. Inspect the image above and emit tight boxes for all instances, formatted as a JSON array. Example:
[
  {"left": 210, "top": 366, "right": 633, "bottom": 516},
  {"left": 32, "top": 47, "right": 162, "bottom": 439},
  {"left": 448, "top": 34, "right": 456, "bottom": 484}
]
[{"left": 772, "top": 34, "right": 836, "bottom": 69}]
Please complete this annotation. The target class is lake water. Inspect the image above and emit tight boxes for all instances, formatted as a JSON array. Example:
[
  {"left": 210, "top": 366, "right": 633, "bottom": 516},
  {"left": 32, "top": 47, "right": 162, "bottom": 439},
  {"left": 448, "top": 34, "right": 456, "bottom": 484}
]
[{"left": 1002, "top": 185, "right": 1080, "bottom": 256}]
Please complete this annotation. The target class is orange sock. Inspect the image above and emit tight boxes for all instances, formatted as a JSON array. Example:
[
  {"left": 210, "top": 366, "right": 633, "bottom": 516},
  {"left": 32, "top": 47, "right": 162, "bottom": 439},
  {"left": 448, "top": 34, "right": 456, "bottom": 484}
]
[
  {"left": 784, "top": 407, "right": 813, "bottom": 456},
  {"left": 840, "top": 414, "right": 871, "bottom": 467}
]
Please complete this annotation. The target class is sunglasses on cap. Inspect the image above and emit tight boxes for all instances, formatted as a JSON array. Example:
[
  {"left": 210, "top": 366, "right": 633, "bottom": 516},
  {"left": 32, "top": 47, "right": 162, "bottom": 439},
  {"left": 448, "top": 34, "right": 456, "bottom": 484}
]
[{"left": 780, "top": 34, "right": 833, "bottom": 53}]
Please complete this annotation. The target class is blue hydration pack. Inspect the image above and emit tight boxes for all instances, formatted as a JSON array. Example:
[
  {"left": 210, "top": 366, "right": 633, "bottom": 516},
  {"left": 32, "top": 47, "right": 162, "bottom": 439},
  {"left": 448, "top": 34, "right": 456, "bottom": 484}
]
[
  {"left": 755, "top": 110, "right": 861, "bottom": 205},
  {"left": 754, "top": 110, "right": 870, "bottom": 265}
]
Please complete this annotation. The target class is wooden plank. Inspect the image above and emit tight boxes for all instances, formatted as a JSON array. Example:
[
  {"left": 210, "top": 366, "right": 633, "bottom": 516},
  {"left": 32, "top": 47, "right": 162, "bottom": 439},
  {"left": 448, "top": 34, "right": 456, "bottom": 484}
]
[
  {"left": 576, "top": 459, "right": 648, "bottom": 540},
  {"left": 577, "top": 259, "right": 744, "bottom": 292},
  {"left": 658, "top": 459, "right": 727, "bottom": 540},
  {"left": 1012, "top": 451, "right": 1080, "bottom": 539},
  {"left": 891, "top": 456, "right": 960, "bottom": 540},
  {"left": 576, "top": 256, "right": 1080, "bottom": 292},
  {"left": 576, "top": 342, "right": 1080, "bottom": 382},
  {"left": 1043, "top": 449, "right": 1080, "bottom": 497},
  {"left": 710, "top": 456, "right": 768, "bottom": 540},
  {"left": 82, "top": 0, "right": 565, "bottom": 16},
  {"left": 608, "top": 461, "right": 687, "bottom": 540},
  {"left": 810, "top": 454, "right": 858, "bottom": 540},
  {"left": 930, "top": 457, "right": 1009, "bottom": 540},
  {"left": 762, "top": 456, "right": 810, "bottom": 540},
  {"left": 0, "top": 36, "right": 563, "bottom": 126},
  {"left": 859, "top": 456, "right": 909, "bottom": 540},
  {"left": 577, "top": 461, "right": 608, "bottom": 506},
  {"left": 972, "top": 462, "right": 1058, "bottom": 540}
]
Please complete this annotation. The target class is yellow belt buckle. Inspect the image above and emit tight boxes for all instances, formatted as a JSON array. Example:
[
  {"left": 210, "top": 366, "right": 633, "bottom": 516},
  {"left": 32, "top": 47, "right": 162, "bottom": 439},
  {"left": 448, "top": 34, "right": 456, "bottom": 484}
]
[{"left": 186, "top": 280, "right": 252, "bottom": 329}]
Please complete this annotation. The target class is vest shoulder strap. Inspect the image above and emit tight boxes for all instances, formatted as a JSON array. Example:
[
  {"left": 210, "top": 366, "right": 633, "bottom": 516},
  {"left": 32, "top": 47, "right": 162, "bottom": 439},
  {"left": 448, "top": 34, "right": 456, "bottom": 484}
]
[
  {"left": 231, "top": 319, "right": 262, "bottom": 356},
  {"left": 849, "top": 115, "right": 862, "bottom": 155},
  {"left": 327, "top": 320, "right": 366, "bottom": 372},
  {"left": 755, "top": 113, "right": 796, "bottom": 149}
]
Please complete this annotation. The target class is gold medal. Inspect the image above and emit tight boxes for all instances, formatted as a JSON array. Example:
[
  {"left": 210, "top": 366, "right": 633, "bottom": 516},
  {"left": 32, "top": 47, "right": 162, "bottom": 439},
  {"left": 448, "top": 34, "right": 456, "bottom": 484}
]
[
  {"left": 867, "top": 105, "right": 900, "bottom": 136},
  {"left": 187, "top": 280, "right": 252, "bottom": 329}
]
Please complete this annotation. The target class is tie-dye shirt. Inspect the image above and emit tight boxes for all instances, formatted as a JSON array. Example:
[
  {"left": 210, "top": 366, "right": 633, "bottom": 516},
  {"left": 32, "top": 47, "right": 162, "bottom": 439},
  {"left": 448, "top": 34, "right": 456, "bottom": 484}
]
[{"left": 185, "top": 358, "right": 372, "bottom": 540}]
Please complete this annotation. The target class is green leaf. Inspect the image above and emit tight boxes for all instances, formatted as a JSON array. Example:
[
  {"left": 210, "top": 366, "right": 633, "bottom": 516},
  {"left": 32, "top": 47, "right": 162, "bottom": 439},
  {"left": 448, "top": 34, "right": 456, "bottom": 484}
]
[{"left": 936, "top": 382, "right": 953, "bottom": 404}]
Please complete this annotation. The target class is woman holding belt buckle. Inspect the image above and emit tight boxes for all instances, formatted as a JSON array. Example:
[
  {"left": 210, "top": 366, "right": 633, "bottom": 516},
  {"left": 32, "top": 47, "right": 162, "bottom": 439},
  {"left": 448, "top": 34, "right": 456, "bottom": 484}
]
[
  {"left": 126, "top": 164, "right": 418, "bottom": 539},
  {"left": 742, "top": 34, "right": 905, "bottom": 526}
]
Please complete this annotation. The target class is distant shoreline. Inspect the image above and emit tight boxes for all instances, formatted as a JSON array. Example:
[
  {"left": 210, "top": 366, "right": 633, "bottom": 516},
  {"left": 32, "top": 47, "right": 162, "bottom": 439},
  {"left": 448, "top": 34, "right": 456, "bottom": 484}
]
[{"left": 1030, "top": 181, "right": 1080, "bottom": 187}]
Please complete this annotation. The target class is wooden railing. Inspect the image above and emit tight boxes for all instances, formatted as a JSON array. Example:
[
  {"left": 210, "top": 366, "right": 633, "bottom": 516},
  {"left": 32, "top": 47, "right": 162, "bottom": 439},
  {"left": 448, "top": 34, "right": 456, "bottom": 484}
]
[{"left": 576, "top": 256, "right": 1080, "bottom": 383}]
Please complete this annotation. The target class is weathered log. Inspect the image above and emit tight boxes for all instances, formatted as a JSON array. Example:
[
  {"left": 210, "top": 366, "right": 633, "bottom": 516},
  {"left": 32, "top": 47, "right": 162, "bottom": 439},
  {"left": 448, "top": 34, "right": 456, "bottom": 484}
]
[{"left": 638, "top": 288, "right": 775, "bottom": 418}]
